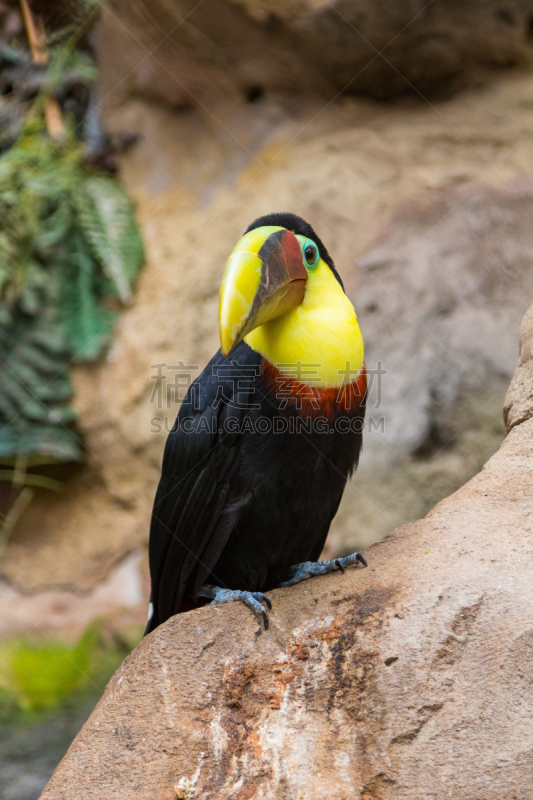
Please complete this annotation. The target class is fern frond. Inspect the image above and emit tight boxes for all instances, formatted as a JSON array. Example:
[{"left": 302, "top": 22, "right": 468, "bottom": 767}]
[
  {"left": 0, "top": 276, "right": 81, "bottom": 462},
  {"left": 75, "top": 175, "right": 145, "bottom": 302},
  {"left": 0, "top": 124, "right": 144, "bottom": 461},
  {"left": 59, "top": 233, "right": 116, "bottom": 360}
]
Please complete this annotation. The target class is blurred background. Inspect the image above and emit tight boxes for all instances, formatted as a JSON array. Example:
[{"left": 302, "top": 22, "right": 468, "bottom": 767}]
[{"left": 1, "top": 0, "right": 533, "bottom": 796}]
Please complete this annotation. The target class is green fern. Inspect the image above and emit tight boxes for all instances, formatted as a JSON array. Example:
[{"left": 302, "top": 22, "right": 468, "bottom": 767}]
[
  {"left": 0, "top": 271, "right": 80, "bottom": 461},
  {"left": 0, "top": 127, "right": 145, "bottom": 461},
  {"left": 75, "top": 175, "right": 144, "bottom": 302},
  {"left": 58, "top": 232, "right": 116, "bottom": 360}
]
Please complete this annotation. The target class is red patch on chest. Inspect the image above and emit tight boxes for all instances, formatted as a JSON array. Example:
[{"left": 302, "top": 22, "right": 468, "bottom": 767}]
[{"left": 261, "top": 359, "right": 367, "bottom": 419}]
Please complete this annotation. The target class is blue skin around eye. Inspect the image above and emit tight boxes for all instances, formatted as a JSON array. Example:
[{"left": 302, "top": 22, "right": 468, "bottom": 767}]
[{"left": 303, "top": 239, "right": 319, "bottom": 269}]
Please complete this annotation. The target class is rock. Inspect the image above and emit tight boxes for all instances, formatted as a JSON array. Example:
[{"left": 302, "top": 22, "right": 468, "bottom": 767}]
[
  {"left": 504, "top": 303, "right": 533, "bottom": 431},
  {"left": 0, "top": 553, "right": 146, "bottom": 642},
  {"left": 40, "top": 305, "right": 533, "bottom": 799},
  {"left": 329, "top": 182, "right": 533, "bottom": 552},
  {"left": 99, "top": 0, "right": 533, "bottom": 105}
]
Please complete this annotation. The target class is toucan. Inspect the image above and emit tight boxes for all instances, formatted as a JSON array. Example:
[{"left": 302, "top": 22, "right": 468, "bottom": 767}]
[{"left": 145, "top": 212, "right": 367, "bottom": 634}]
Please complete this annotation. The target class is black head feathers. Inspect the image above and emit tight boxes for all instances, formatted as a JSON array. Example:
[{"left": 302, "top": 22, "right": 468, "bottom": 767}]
[{"left": 245, "top": 212, "right": 344, "bottom": 290}]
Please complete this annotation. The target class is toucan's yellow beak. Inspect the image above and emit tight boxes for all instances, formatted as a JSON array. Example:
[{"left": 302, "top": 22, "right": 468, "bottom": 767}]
[{"left": 219, "top": 226, "right": 307, "bottom": 356}]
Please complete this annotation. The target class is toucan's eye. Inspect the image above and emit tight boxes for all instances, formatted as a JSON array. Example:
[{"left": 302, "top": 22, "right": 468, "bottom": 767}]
[{"left": 297, "top": 237, "right": 319, "bottom": 270}]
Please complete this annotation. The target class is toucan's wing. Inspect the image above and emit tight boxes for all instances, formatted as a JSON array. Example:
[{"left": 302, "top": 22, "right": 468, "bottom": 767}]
[{"left": 146, "top": 344, "right": 260, "bottom": 634}]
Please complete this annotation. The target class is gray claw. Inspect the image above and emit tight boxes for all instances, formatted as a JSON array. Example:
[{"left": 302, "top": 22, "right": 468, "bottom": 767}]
[
  {"left": 338, "top": 552, "right": 367, "bottom": 570},
  {"left": 280, "top": 551, "right": 368, "bottom": 587},
  {"left": 198, "top": 585, "right": 271, "bottom": 629}
]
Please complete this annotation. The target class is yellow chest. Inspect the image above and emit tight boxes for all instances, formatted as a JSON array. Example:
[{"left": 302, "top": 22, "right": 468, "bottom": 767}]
[{"left": 245, "top": 260, "right": 364, "bottom": 388}]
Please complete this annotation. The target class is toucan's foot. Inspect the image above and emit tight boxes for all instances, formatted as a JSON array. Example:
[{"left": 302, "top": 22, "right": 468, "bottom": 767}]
[
  {"left": 280, "top": 552, "right": 367, "bottom": 587},
  {"left": 198, "top": 584, "right": 272, "bottom": 629}
]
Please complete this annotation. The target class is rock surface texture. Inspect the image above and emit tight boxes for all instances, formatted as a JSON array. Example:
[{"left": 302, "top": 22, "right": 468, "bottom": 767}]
[
  {"left": 41, "top": 307, "right": 533, "bottom": 799},
  {"left": 102, "top": 0, "right": 533, "bottom": 103}
]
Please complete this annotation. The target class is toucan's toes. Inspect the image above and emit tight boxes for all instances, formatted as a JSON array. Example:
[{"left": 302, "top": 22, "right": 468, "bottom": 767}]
[
  {"left": 336, "top": 552, "right": 367, "bottom": 571},
  {"left": 279, "top": 551, "right": 367, "bottom": 587},
  {"left": 197, "top": 584, "right": 272, "bottom": 629}
]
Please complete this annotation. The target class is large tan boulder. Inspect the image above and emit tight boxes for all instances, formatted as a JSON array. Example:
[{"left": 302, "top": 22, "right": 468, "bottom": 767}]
[{"left": 40, "top": 306, "right": 533, "bottom": 798}]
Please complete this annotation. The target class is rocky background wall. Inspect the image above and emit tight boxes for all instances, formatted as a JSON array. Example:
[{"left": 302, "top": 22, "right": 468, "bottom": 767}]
[{"left": 2, "top": 1, "right": 533, "bottom": 797}]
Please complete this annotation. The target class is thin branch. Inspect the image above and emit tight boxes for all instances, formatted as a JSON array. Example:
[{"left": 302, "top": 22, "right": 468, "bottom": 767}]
[
  {"left": 0, "top": 487, "right": 34, "bottom": 560},
  {"left": 19, "top": 0, "right": 48, "bottom": 65}
]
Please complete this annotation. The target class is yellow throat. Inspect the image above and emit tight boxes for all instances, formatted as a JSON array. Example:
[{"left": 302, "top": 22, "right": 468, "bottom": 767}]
[{"left": 245, "top": 258, "right": 364, "bottom": 388}]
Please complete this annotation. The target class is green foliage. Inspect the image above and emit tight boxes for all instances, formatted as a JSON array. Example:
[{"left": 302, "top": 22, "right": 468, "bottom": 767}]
[
  {"left": 1, "top": 630, "right": 95, "bottom": 710},
  {"left": 0, "top": 456, "right": 63, "bottom": 492},
  {"left": 0, "top": 128, "right": 145, "bottom": 460},
  {"left": 79, "top": 175, "right": 143, "bottom": 301},
  {"left": 0, "top": 271, "right": 80, "bottom": 460},
  {"left": 0, "top": 622, "right": 143, "bottom": 714}
]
